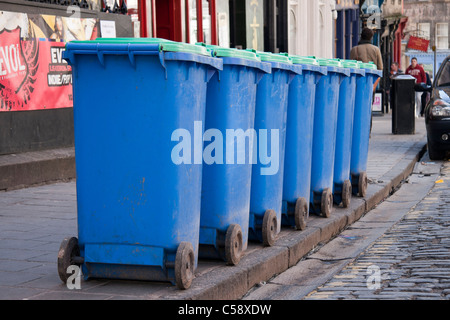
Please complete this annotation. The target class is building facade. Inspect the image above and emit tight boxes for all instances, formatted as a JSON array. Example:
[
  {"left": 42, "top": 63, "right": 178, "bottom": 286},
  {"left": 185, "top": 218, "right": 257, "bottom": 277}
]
[
  {"left": 378, "top": 0, "right": 407, "bottom": 113},
  {"left": 402, "top": 0, "right": 450, "bottom": 77},
  {"left": 286, "top": 0, "right": 337, "bottom": 58},
  {"left": 335, "top": 0, "right": 360, "bottom": 60},
  {"left": 380, "top": 0, "right": 407, "bottom": 69},
  {"left": 130, "top": 0, "right": 341, "bottom": 58}
]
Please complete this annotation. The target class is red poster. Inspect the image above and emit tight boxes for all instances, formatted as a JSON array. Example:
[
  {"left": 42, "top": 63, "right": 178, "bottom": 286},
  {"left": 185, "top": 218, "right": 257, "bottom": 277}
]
[
  {"left": 0, "top": 28, "right": 72, "bottom": 111},
  {"left": 407, "top": 36, "right": 430, "bottom": 52},
  {"left": 0, "top": 11, "right": 97, "bottom": 112}
]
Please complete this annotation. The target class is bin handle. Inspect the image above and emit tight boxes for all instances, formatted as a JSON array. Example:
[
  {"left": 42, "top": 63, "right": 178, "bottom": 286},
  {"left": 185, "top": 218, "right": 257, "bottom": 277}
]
[
  {"left": 97, "top": 51, "right": 105, "bottom": 67},
  {"left": 314, "top": 74, "right": 323, "bottom": 85},
  {"left": 338, "top": 74, "right": 346, "bottom": 85},
  {"left": 256, "top": 70, "right": 265, "bottom": 85},
  {"left": 158, "top": 51, "right": 168, "bottom": 79},
  {"left": 288, "top": 73, "right": 295, "bottom": 85},
  {"left": 287, "top": 64, "right": 302, "bottom": 85},
  {"left": 157, "top": 50, "right": 222, "bottom": 81},
  {"left": 128, "top": 48, "right": 135, "bottom": 68},
  {"left": 206, "top": 68, "right": 217, "bottom": 83}
]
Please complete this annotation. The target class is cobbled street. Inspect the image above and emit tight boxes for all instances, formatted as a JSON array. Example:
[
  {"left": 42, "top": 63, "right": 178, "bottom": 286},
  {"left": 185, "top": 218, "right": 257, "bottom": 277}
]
[{"left": 304, "top": 160, "right": 450, "bottom": 300}]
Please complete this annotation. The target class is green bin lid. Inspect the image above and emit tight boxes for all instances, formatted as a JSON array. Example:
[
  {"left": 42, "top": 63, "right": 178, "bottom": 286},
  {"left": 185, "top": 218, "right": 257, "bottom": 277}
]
[
  {"left": 330, "top": 58, "right": 360, "bottom": 69},
  {"left": 88, "top": 37, "right": 173, "bottom": 43},
  {"left": 160, "top": 40, "right": 210, "bottom": 56},
  {"left": 71, "top": 38, "right": 211, "bottom": 56},
  {"left": 196, "top": 43, "right": 261, "bottom": 61},
  {"left": 251, "top": 50, "right": 292, "bottom": 64},
  {"left": 277, "top": 53, "right": 318, "bottom": 66},
  {"left": 358, "top": 61, "right": 377, "bottom": 70},
  {"left": 315, "top": 58, "right": 342, "bottom": 68}
]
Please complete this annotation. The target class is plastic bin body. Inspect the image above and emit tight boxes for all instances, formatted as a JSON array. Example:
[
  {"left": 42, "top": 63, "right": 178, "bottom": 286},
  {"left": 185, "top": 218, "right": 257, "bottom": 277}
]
[
  {"left": 350, "top": 65, "right": 383, "bottom": 195},
  {"left": 310, "top": 63, "right": 350, "bottom": 215},
  {"left": 281, "top": 62, "right": 326, "bottom": 227},
  {"left": 249, "top": 58, "right": 301, "bottom": 243},
  {"left": 199, "top": 52, "right": 270, "bottom": 260},
  {"left": 64, "top": 41, "right": 221, "bottom": 283},
  {"left": 333, "top": 64, "right": 365, "bottom": 205}
]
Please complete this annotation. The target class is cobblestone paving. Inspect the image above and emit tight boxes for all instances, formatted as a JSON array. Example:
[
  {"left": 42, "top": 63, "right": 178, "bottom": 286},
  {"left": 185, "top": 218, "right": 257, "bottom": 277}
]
[{"left": 304, "top": 161, "right": 450, "bottom": 300}]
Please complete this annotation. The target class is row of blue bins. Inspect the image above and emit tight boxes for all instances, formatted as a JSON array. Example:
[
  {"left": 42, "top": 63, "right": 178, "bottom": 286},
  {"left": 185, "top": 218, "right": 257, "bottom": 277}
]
[{"left": 57, "top": 38, "right": 382, "bottom": 290}]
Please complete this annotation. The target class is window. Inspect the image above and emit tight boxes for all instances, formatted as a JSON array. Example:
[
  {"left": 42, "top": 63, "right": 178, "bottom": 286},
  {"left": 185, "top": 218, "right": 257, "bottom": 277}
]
[
  {"left": 417, "top": 22, "right": 430, "bottom": 39},
  {"left": 436, "top": 23, "right": 449, "bottom": 50}
]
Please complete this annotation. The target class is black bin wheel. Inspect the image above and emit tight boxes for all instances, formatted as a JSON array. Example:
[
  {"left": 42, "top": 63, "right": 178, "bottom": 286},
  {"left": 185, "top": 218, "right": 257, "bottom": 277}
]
[
  {"left": 358, "top": 172, "right": 368, "bottom": 197},
  {"left": 225, "top": 224, "right": 243, "bottom": 266},
  {"left": 175, "top": 242, "right": 195, "bottom": 290},
  {"left": 342, "top": 179, "right": 352, "bottom": 208},
  {"left": 321, "top": 188, "right": 333, "bottom": 218},
  {"left": 57, "top": 236, "right": 81, "bottom": 283},
  {"left": 294, "top": 197, "right": 308, "bottom": 230},
  {"left": 262, "top": 209, "right": 278, "bottom": 247}
]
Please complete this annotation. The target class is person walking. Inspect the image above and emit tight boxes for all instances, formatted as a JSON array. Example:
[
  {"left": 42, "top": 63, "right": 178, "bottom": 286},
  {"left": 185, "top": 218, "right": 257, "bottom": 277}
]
[
  {"left": 350, "top": 27, "right": 383, "bottom": 133},
  {"left": 350, "top": 28, "right": 384, "bottom": 69},
  {"left": 405, "top": 57, "right": 426, "bottom": 117},
  {"left": 350, "top": 27, "right": 383, "bottom": 96}
]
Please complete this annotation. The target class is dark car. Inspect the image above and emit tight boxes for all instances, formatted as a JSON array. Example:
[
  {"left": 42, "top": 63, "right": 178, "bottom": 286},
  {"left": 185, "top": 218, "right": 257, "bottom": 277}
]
[{"left": 424, "top": 55, "right": 450, "bottom": 160}]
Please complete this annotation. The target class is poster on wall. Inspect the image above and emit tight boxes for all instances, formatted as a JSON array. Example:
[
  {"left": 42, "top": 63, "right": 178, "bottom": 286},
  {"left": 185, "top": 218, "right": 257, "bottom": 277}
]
[
  {"left": 0, "top": 10, "right": 98, "bottom": 112},
  {"left": 372, "top": 93, "right": 382, "bottom": 112}
]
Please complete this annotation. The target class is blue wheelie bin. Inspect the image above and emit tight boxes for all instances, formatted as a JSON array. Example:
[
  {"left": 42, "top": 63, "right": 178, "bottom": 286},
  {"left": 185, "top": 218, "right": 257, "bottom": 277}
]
[
  {"left": 58, "top": 38, "right": 222, "bottom": 290},
  {"left": 332, "top": 60, "right": 365, "bottom": 208},
  {"left": 198, "top": 45, "right": 271, "bottom": 265},
  {"left": 280, "top": 55, "right": 327, "bottom": 230},
  {"left": 248, "top": 52, "right": 302, "bottom": 246},
  {"left": 310, "top": 59, "right": 350, "bottom": 218},
  {"left": 350, "top": 62, "right": 383, "bottom": 197}
]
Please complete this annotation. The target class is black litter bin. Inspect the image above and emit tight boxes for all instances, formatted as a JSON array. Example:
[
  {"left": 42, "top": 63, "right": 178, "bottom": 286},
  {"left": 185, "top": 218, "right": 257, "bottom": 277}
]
[{"left": 391, "top": 75, "right": 416, "bottom": 134}]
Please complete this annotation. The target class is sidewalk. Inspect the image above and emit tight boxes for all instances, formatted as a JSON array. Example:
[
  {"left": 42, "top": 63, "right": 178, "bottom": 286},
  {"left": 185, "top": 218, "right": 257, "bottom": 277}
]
[{"left": 0, "top": 114, "right": 427, "bottom": 300}]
